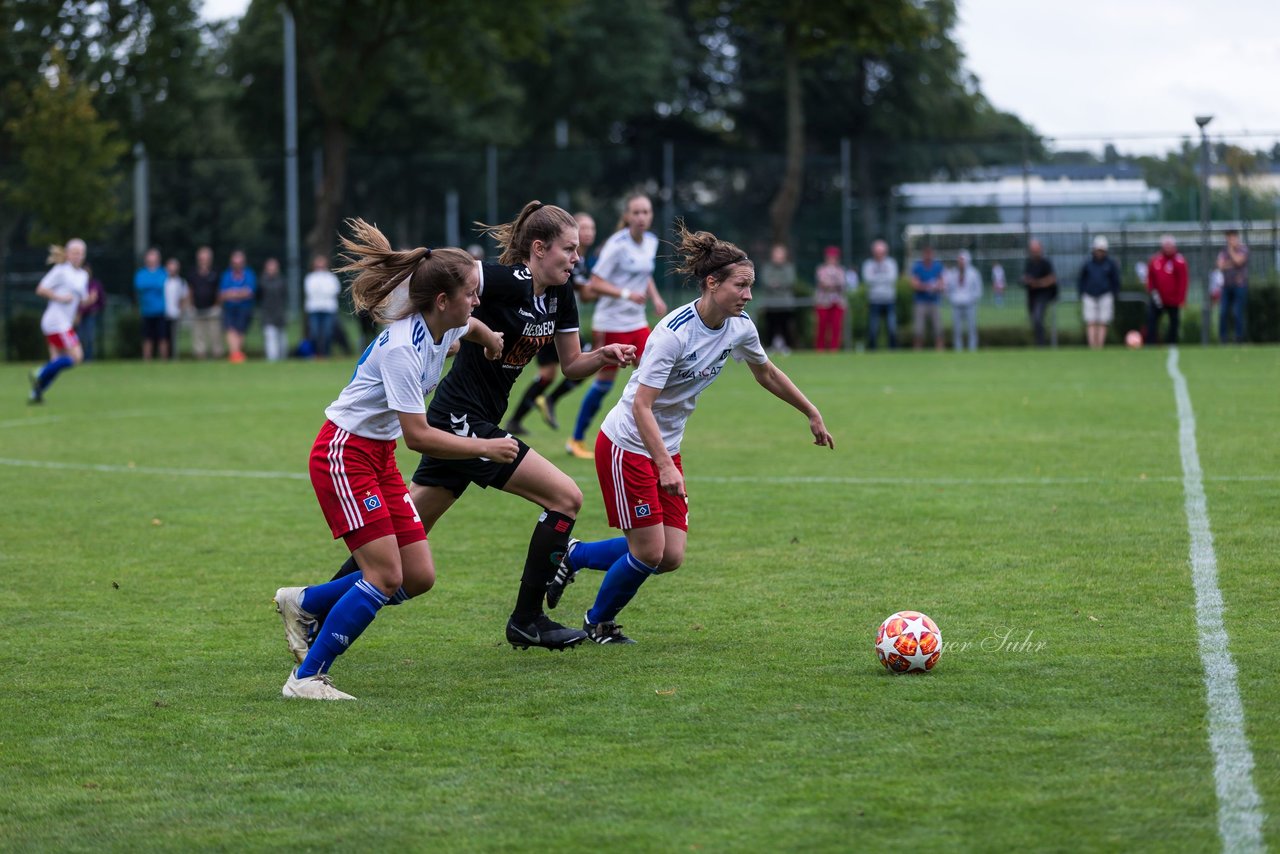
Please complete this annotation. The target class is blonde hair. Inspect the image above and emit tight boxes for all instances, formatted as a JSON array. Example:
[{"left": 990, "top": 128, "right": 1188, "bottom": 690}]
[
  {"left": 672, "top": 220, "right": 751, "bottom": 289},
  {"left": 475, "top": 201, "right": 577, "bottom": 266},
  {"left": 46, "top": 238, "right": 86, "bottom": 267},
  {"left": 615, "top": 192, "right": 651, "bottom": 232},
  {"left": 337, "top": 218, "right": 475, "bottom": 323}
]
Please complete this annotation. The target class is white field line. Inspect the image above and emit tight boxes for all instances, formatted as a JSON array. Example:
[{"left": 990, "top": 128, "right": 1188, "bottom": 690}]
[
  {"left": 0, "top": 455, "right": 1275, "bottom": 488},
  {"left": 1167, "top": 348, "right": 1266, "bottom": 853}
]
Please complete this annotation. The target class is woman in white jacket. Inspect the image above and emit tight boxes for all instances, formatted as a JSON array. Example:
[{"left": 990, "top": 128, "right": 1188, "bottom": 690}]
[{"left": 946, "top": 250, "right": 983, "bottom": 352}]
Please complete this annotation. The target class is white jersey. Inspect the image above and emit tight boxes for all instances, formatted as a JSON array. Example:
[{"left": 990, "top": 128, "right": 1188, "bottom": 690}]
[
  {"left": 601, "top": 300, "right": 768, "bottom": 456},
  {"left": 39, "top": 262, "right": 89, "bottom": 335},
  {"left": 325, "top": 314, "right": 468, "bottom": 441},
  {"left": 589, "top": 229, "right": 658, "bottom": 332}
]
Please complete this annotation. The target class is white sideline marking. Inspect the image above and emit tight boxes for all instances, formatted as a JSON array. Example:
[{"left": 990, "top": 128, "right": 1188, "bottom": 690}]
[
  {"left": 1167, "top": 348, "right": 1265, "bottom": 853},
  {"left": 0, "top": 455, "right": 1275, "bottom": 488}
]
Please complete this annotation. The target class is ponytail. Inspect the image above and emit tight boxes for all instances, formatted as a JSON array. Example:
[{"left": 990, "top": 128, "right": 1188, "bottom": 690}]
[
  {"left": 337, "top": 218, "right": 475, "bottom": 323},
  {"left": 476, "top": 200, "right": 577, "bottom": 265},
  {"left": 672, "top": 219, "right": 751, "bottom": 289}
]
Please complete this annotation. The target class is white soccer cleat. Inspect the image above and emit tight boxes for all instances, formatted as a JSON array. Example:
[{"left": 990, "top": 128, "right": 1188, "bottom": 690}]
[
  {"left": 274, "top": 586, "right": 317, "bottom": 664},
  {"left": 282, "top": 669, "right": 356, "bottom": 701}
]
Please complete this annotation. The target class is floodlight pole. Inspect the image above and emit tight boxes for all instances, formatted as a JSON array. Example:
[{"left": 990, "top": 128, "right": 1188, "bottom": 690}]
[
  {"left": 1196, "top": 115, "right": 1212, "bottom": 344},
  {"left": 282, "top": 5, "right": 302, "bottom": 325}
]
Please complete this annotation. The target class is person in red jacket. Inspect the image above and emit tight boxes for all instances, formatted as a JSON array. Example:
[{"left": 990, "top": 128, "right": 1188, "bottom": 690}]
[{"left": 1145, "top": 235, "right": 1188, "bottom": 344}]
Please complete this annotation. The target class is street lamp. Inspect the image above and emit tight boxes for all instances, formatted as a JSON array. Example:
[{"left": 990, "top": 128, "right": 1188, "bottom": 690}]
[{"left": 1195, "top": 115, "right": 1213, "bottom": 344}]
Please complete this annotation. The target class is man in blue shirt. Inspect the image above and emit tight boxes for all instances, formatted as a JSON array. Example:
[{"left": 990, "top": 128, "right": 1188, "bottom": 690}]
[
  {"left": 910, "top": 245, "right": 945, "bottom": 351},
  {"left": 134, "top": 247, "right": 168, "bottom": 360},
  {"left": 220, "top": 249, "right": 257, "bottom": 363}
]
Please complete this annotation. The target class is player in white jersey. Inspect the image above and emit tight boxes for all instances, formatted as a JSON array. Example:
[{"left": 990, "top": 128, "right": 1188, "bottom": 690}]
[
  {"left": 546, "top": 223, "right": 835, "bottom": 643},
  {"left": 29, "top": 239, "right": 89, "bottom": 404},
  {"left": 273, "top": 219, "right": 515, "bottom": 700},
  {"left": 566, "top": 194, "right": 667, "bottom": 458}
]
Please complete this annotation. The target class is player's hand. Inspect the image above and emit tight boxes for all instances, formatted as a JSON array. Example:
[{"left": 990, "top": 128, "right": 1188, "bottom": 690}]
[
  {"left": 809, "top": 412, "right": 835, "bottom": 449},
  {"left": 658, "top": 463, "right": 686, "bottom": 498},
  {"left": 600, "top": 343, "right": 637, "bottom": 367},
  {"left": 481, "top": 436, "right": 520, "bottom": 463},
  {"left": 483, "top": 331, "right": 504, "bottom": 361},
  {"left": 626, "top": 290, "right": 647, "bottom": 305}
]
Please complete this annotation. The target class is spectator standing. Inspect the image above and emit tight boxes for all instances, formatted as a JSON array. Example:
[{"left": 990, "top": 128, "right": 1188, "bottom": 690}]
[
  {"left": 813, "top": 246, "right": 848, "bottom": 351},
  {"left": 76, "top": 264, "right": 106, "bottom": 361},
  {"left": 1021, "top": 239, "right": 1058, "bottom": 347},
  {"left": 220, "top": 250, "right": 257, "bottom": 363},
  {"left": 862, "top": 239, "right": 899, "bottom": 351},
  {"left": 1078, "top": 235, "right": 1120, "bottom": 350},
  {"left": 991, "top": 261, "right": 1006, "bottom": 307},
  {"left": 260, "top": 257, "right": 289, "bottom": 362},
  {"left": 1145, "top": 235, "right": 1188, "bottom": 344},
  {"left": 163, "top": 257, "right": 190, "bottom": 359},
  {"left": 135, "top": 248, "right": 168, "bottom": 360},
  {"left": 759, "top": 243, "right": 797, "bottom": 354},
  {"left": 304, "top": 254, "right": 341, "bottom": 358},
  {"left": 188, "top": 246, "right": 223, "bottom": 360},
  {"left": 946, "top": 250, "right": 982, "bottom": 351},
  {"left": 1217, "top": 229, "right": 1249, "bottom": 344},
  {"left": 909, "top": 245, "right": 945, "bottom": 351}
]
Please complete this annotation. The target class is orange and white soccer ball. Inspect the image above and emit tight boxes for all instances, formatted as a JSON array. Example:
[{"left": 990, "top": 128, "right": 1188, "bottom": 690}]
[{"left": 875, "top": 611, "right": 942, "bottom": 673}]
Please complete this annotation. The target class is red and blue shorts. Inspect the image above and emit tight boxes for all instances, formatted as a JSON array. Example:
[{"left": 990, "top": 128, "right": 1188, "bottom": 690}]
[
  {"left": 44, "top": 330, "right": 80, "bottom": 351},
  {"left": 594, "top": 431, "right": 688, "bottom": 532},
  {"left": 309, "top": 420, "right": 427, "bottom": 551}
]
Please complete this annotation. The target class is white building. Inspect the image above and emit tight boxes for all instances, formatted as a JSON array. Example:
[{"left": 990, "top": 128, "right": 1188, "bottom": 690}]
[{"left": 896, "top": 175, "right": 1162, "bottom": 225}]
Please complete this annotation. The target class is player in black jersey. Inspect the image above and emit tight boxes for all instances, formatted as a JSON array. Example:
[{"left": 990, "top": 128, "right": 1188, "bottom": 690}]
[
  {"left": 331, "top": 202, "right": 635, "bottom": 650},
  {"left": 505, "top": 211, "right": 597, "bottom": 435}
]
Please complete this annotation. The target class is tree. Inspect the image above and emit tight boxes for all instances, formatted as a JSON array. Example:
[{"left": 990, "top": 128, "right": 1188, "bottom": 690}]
[{"left": 1, "top": 54, "right": 126, "bottom": 248}]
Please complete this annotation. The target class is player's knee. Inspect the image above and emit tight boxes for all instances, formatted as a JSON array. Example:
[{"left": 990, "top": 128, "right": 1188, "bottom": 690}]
[
  {"left": 630, "top": 542, "right": 665, "bottom": 568},
  {"left": 548, "top": 483, "right": 583, "bottom": 516},
  {"left": 657, "top": 551, "right": 683, "bottom": 573}
]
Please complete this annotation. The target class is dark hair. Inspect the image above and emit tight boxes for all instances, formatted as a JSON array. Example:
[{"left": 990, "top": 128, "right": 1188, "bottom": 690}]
[
  {"left": 1225, "top": 228, "right": 1240, "bottom": 237},
  {"left": 672, "top": 219, "right": 751, "bottom": 289},
  {"left": 337, "top": 218, "right": 475, "bottom": 323},
  {"left": 476, "top": 201, "right": 577, "bottom": 265}
]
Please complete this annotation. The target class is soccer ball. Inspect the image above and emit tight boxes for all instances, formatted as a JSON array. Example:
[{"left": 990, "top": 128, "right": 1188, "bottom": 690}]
[
  {"left": 875, "top": 611, "right": 942, "bottom": 673},
  {"left": 1125, "top": 329, "right": 1143, "bottom": 349}
]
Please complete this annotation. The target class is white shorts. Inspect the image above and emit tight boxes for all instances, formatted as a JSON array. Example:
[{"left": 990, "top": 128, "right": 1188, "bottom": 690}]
[{"left": 1082, "top": 293, "right": 1114, "bottom": 325}]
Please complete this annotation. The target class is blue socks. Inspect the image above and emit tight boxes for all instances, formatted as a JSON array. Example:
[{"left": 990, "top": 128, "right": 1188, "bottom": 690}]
[
  {"left": 568, "top": 537, "right": 630, "bottom": 572},
  {"left": 302, "top": 571, "right": 408, "bottom": 626},
  {"left": 37, "top": 355, "right": 75, "bottom": 391},
  {"left": 587, "top": 552, "right": 658, "bottom": 625},
  {"left": 573, "top": 379, "right": 613, "bottom": 441},
  {"left": 296, "top": 578, "right": 388, "bottom": 678}
]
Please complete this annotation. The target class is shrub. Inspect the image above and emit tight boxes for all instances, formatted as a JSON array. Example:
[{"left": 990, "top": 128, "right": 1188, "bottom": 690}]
[
  {"left": 1246, "top": 284, "right": 1280, "bottom": 343},
  {"left": 5, "top": 311, "right": 46, "bottom": 361}
]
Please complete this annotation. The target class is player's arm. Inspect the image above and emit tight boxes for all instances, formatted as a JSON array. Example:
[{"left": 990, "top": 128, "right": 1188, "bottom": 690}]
[
  {"left": 463, "top": 317, "right": 504, "bottom": 360},
  {"left": 36, "top": 278, "right": 72, "bottom": 303},
  {"left": 589, "top": 272, "right": 646, "bottom": 305},
  {"left": 396, "top": 411, "right": 517, "bottom": 462},
  {"left": 747, "top": 360, "right": 835, "bottom": 449},
  {"left": 645, "top": 277, "right": 667, "bottom": 315},
  {"left": 559, "top": 335, "right": 635, "bottom": 380},
  {"left": 632, "top": 383, "right": 684, "bottom": 498}
]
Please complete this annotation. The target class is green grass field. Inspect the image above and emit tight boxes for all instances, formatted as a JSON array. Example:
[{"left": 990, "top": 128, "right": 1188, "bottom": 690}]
[{"left": 2, "top": 346, "right": 1276, "bottom": 851}]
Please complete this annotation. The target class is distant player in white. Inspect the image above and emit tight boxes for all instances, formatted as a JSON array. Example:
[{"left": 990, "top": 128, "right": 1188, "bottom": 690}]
[
  {"left": 566, "top": 193, "right": 667, "bottom": 459},
  {"left": 29, "top": 239, "right": 89, "bottom": 404},
  {"left": 272, "top": 218, "right": 515, "bottom": 700},
  {"left": 546, "top": 222, "right": 835, "bottom": 643}
]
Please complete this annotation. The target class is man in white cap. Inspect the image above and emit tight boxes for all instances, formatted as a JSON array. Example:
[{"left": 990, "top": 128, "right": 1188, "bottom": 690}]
[{"left": 1078, "top": 235, "right": 1120, "bottom": 349}]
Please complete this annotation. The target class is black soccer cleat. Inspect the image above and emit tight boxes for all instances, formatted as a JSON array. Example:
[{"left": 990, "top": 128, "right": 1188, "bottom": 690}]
[
  {"left": 506, "top": 614, "right": 588, "bottom": 651},
  {"left": 545, "top": 538, "right": 581, "bottom": 610},
  {"left": 584, "top": 614, "right": 637, "bottom": 645}
]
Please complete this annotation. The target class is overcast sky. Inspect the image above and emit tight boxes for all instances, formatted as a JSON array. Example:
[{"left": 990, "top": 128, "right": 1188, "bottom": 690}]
[{"left": 201, "top": 0, "right": 1280, "bottom": 156}]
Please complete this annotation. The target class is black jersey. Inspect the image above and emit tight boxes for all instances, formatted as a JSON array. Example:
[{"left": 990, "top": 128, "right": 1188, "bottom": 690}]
[{"left": 430, "top": 262, "right": 580, "bottom": 422}]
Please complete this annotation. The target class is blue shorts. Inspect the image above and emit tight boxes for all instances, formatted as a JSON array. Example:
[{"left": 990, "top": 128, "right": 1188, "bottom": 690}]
[{"left": 222, "top": 301, "right": 253, "bottom": 333}]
